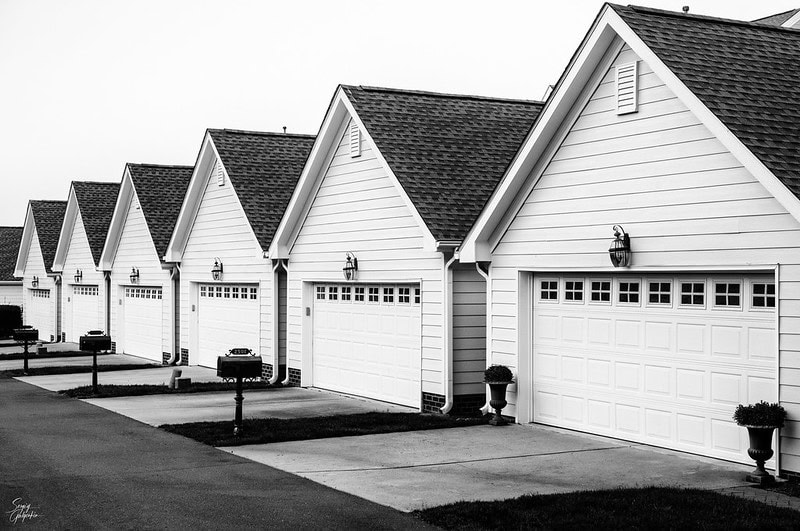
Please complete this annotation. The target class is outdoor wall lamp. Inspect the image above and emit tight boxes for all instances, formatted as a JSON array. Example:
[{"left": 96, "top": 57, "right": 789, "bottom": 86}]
[
  {"left": 608, "top": 225, "right": 632, "bottom": 268},
  {"left": 31, "top": 276, "right": 38, "bottom": 287},
  {"left": 74, "top": 269, "right": 83, "bottom": 283},
  {"left": 342, "top": 252, "right": 358, "bottom": 281},
  {"left": 129, "top": 267, "right": 140, "bottom": 284},
  {"left": 211, "top": 258, "right": 223, "bottom": 281}
]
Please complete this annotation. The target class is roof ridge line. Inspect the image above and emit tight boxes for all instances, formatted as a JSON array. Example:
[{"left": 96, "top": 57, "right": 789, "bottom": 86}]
[
  {"left": 623, "top": 4, "right": 800, "bottom": 33},
  {"left": 128, "top": 163, "right": 194, "bottom": 169},
  {"left": 209, "top": 128, "right": 316, "bottom": 139},
  {"left": 344, "top": 85, "right": 545, "bottom": 105}
]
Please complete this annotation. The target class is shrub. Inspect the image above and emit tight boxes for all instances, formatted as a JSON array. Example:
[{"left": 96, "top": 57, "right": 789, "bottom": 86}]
[
  {"left": 733, "top": 401, "right": 787, "bottom": 428},
  {"left": 484, "top": 364, "right": 513, "bottom": 383},
  {"left": 0, "top": 305, "right": 22, "bottom": 338}
]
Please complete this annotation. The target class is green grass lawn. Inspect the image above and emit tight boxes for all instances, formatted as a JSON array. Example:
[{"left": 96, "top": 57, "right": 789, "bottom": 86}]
[
  {"left": 1, "top": 363, "right": 161, "bottom": 377},
  {"left": 414, "top": 487, "right": 800, "bottom": 530},
  {"left": 60, "top": 381, "right": 273, "bottom": 398},
  {"left": 161, "top": 412, "right": 487, "bottom": 446}
]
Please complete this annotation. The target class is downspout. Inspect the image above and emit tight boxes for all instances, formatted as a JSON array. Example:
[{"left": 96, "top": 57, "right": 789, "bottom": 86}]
[
  {"left": 104, "top": 272, "right": 111, "bottom": 333},
  {"left": 439, "top": 253, "right": 458, "bottom": 414},
  {"left": 166, "top": 264, "right": 181, "bottom": 365},
  {"left": 54, "top": 274, "right": 62, "bottom": 342},
  {"left": 775, "top": 263, "right": 781, "bottom": 477},
  {"left": 269, "top": 259, "right": 283, "bottom": 385},
  {"left": 474, "top": 262, "right": 491, "bottom": 415},
  {"left": 280, "top": 260, "right": 293, "bottom": 386}
]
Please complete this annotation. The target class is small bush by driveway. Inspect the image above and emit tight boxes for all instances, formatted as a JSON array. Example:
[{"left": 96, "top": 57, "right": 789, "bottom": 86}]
[
  {"left": 414, "top": 487, "right": 800, "bottom": 529},
  {"left": 161, "top": 412, "right": 487, "bottom": 446},
  {"left": 60, "top": 381, "right": 274, "bottom": 398}
]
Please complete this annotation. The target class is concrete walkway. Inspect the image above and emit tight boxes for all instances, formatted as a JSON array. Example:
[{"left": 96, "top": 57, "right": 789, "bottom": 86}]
[
  {"left": 15, "top": 364, "right": 218, "bottom": 390},
  {"left": 1, "top": 352, "right": 155, "bottom": 372},
  {"left": 0, "top": 339, "right": 81, "bottom": 355},
  {"left": 224, "top": 424, "right": 757, "bottom": 512}
]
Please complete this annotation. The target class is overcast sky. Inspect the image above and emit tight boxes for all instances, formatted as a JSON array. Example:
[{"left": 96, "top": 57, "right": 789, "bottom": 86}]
[{"left": 1, "top": 0, "right": 796, "bottom": 227}]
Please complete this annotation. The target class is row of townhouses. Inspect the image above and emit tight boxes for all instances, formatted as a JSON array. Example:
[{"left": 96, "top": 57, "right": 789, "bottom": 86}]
[{"left": 10, "top": 5, "right": 800, "bottom": 474}]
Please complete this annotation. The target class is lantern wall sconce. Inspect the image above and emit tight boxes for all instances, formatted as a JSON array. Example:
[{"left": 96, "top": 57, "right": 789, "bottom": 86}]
[
  {"left": 608, "top": 225, "right": 632, "bottom": 268},
  {"left": 130, "top": 267, "right": 140, "bottom": 284},
  {"left": 342, "top": 252, "right": 358, "bottom": 281},
  {"left": 211, "top": 258, "right": 223, "bottom": 281},
  {"left": 31, "top": 276, "right": 39, "bottom": 287},
  {"left": 74, "top": 269, "right": 83, "bottom": 283}
]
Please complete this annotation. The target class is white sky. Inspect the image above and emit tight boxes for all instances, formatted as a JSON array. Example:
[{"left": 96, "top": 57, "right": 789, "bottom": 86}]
[{"left": 0, "top": 0, "right": 796, "bottom": 227}]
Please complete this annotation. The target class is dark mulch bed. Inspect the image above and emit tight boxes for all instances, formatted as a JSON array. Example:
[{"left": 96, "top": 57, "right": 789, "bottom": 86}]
[
  {"left": 60, "top": 381, "right": 273, "bottom": 399},
  {"left": 763, "top": 480, "right": 800, "bottom": 498},
  {"left": 161, "top": 412, "right": 487, "bottom": 447},
  {"left": 2, "top": 364, "right": 161, "bottom": 377},
  {"left": 0, "top": 350, "right": 106, "bottom": 361},
  {"left": 413, "top": 487, "right": 800, "bottom": 530}
]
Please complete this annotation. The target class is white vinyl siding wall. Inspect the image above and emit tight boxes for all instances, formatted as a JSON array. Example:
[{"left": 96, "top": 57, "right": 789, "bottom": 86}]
[
  {"left": 109, "top": 192, "right": 171, "bottom": 358},
  {"left": 22, "top": 228, "right": 56, "bottom": 341},
  {"left": 179, "top": 159, "right": 272, "bottom": 365},
  {"left": 288, "top": 118, "right": 444, "bottom": 397},
  {"left": 62, "top": 210, "right": 106, "bottom": 340},
  {"left": 453, "top": 264, "right": 487, "bottom": 395},
  {"left": 489, "top": 45, "right": 800, "bottom": 470}
]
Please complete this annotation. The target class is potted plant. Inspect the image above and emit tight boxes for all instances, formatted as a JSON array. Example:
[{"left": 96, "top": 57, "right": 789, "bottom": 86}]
[
  {"left": 485, "top": 365, "right": 513, "bottom": 426},
  {"left": 733, "top": 401, "right": 787, "bottom": 484}
]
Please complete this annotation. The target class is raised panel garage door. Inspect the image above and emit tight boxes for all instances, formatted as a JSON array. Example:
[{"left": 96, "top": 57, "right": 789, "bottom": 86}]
[
  {"left": 313, "top": 283, "right": 421, "bottom": 408},
  {"left": 27, "top": 289, "right": 52, "bottom": 341},
  {"left": 197, "top": 284, "right": 260, "bottom": 368},
  {"left": 532, "top": 273, "right": 776, "bottom": 464},
  {"left": 71, "top": 285, "right": 101, "bottom": 341},
  {"left": 122, "top": 287, "right": 163, "bottom": 362}
]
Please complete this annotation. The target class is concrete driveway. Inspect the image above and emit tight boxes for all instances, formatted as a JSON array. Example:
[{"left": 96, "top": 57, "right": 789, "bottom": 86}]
[
  {"left": 223, "top": 423, "right": 753, "bottom": 512},
  {"left": 1, "top": 353, "right": 155, "bottom": 372},
  {"left": 14, "top": 364, "right": 218, "bottom": 390}
]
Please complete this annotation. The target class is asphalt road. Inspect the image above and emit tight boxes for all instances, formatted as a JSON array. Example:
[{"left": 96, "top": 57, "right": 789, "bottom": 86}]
[{"left": 0, "top": 376, "right": 434, "bottom": 530}]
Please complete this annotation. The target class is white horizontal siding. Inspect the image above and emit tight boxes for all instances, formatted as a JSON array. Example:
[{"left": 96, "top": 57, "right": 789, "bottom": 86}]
[
  {"left": 453, "top": 264, "right": 486, "bottom": 395},
  {"left": 109, "top": 191, "right": 171, "bottom": 359},
  {"left": 179, "top": 159, "right": 272, "bottom": 365},
  {"left": 62, "top": 209, "right": 107, "bottom": 340},
  {"left": 288, "top": 118, "right": 444, "bottom": 398},
  {"left": 490, "top": 45, "right": 800, "bottom": 471},
  {"left": 21, "top": 228, "right": 56, "bottom": 340}
]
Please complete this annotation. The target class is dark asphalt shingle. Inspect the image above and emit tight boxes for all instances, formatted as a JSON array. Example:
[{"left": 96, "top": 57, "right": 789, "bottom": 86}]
[
  {"left": 752, "top": 8, "right": 799, "bottom": 26},
  {"left": 208, "top": 130, "right": 315, "bottom": 250},
  {"left": 72, "top": 182, "right": 120, "bottom": 266},
  {"left": 613, "top": 5, "right": 800, "bottom": 202},
  {"left": 341, "top": 86, "right": 543, "bottom": 241},
  {"left": 127, "top": 164, "right": 193, "bottom": 260},
  {"left": 29, "top": 200, "right": 67, "bottom": 274},
  {"left": 0, "top": 226, "right": 23, "bottom": 281}
]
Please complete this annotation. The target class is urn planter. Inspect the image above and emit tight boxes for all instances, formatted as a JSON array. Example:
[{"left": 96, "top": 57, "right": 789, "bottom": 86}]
[
  {"left": 732, "top": 401, "right": 787, "bottom": 485},
  {"left": 484, "top": 365, "right": 514, "bottom": 426}
]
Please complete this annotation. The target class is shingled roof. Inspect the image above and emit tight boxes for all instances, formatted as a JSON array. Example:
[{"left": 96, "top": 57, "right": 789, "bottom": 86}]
[
  {"left": 612, "top": 5, "right": 800, "bottom": 200},
  {"left": 127, "top": 164, "right": 193, "bottom": 260},
  {"left": 0, "top": 227, "right": 22, "bottom": 282},
  {"left": 752, "top": 8, "right": 799, "bottom": 26},
  {"left": 208, "top": 130, "right": 315, "bottom": 250},
  {"left": 341, "top": 86, "right": 544, "bottom": 241},
  {"left": 72, "top": 182, "right": 120, "bottom": 266},
  {"left": 30, "top": 200, "right": 67, "bottom": 273}
]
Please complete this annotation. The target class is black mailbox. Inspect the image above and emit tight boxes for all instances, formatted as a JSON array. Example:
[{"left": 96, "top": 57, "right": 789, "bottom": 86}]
[
  {"left": 217, "top": 348, "right": 262, "bottom": 379},
  {"left": 13, "top": 327, "right": 39, "bottom": 342},
  {"left": 80, "top": 330, "right": 111, "bottom": 351}
]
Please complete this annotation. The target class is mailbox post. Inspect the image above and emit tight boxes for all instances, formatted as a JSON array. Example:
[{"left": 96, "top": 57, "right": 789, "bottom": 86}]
[
  {"left": 13, "top": 326, "right": 38, "bottom": 375},
  {"left": 217, "top": 348, "right": 262, "bottom": 435},
  {"left": 79, "top": 330, "right": 111, "bottom": 394}
]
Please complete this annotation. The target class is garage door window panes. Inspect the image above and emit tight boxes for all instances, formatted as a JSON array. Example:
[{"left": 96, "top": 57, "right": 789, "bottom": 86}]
[
  {"left": 648, "top": 281, "right": 671, "bottom": 306},
  {"left": 74, "top": 286, "right": 98, "bottom": 296},
  {"left": 540, "top": 280, "right": 558, "bottom": 302},
  {"left": 714, "top": 282, "right": 741, "bottom": 309},
  {"left": 383, "top": 287, "right": 394, "bottom": 303},
  {"left": 752, "top": 282, "right": 776, "bottom": 309},
  {"left": 354, "top": 286, "right": 365, "bottom": 301},
  {"left": 368, "top": 287, "right": 380, "bottom": 303},
  {"left": 125, "top": 287, "right": 162, "bottom": 300},
  {"left": 564, "top": 280, "right": 583, "bottom": 302},
  {"left": 590, "top": 280, "right": 611, "bottom": 304},
  {"left": 328, "top": 286, "right": 338, "bottom": 300},
  {"left": 200, "top": 285, "right": 256, "bottom": 300},
  {"left": 342, "top": 286, "right": 351, "bottom": 301},
  {"left": 398, "top": 287, "right": 410, "bottom": 304},
  {"left": 319, "top": 284, "right": 420, "bottom": 306},
  {"left": 680, "top": 281, "right": 705, "bottom": 307},
  {"left": 618, "top": 281, "right": 640, "bottom": 304},
  {"left": 31, "top": 289, "right": 50, "bottom": 298}
]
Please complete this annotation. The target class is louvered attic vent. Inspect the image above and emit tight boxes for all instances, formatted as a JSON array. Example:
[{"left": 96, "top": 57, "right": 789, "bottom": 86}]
[
  {"left": 215, "top": 161, "right": 225, "bottom": 186},
  {"left": 349, "top": 122, "right": 361, "bottom": 158},
  {"left": 615, "top": 61, "right": 638, "bottom": 115}
]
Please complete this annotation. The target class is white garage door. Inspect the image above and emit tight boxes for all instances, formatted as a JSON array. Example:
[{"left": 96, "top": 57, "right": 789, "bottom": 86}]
[
  {"left": 71, "top": 285, "right": 101, "bottom": 341},
  {"left": 123, "top": 287, "right": 163, "bottom": 362},
  {"left": 313, "top": 283, "right": 421, "bottom": 407},
  {"left": 197, "top": 284, "right": 260, "bottom": 368},
  {"left": 27, "top": 289, "right": 52, "bottom": 341},
  {"left": 532, "top": 273, "right": 777, "bottom": 464}
]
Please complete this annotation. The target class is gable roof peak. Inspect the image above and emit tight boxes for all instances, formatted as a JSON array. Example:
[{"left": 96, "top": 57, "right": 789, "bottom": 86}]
[
  {"left": 613, "top": 4, "right": 800, "bottom": 32},
  {"left": 341, "top": 84, "right": 544, "bottom": 106},
  {"left": 208, "top": 128, "right": 315, "bottom": 140}
]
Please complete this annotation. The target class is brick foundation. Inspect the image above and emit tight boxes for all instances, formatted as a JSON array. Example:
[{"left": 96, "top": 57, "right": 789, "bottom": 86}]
[
  {"left": 287, "top": 368, "right": 301, "bottom": 386},
  {"left": 162, "top": 352, "right": 171, "bottom": 365},
  {"left": 61, "top": 332, "right": 66, "bottom": 342},
  {"left": 110, "top": 341, "right": 117, "bottom": 354},
  {"left": 451, "top": 393, "right": 486, "bottom": 417},
  {"left": 261, "top": 363, "right": 287, "bottom": 381},
  {"left": 180, "top": 348, "right": 189, "bottom": 366},
  {"left": 422, "top": 392, "right": 446, "bottom": 413}
]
